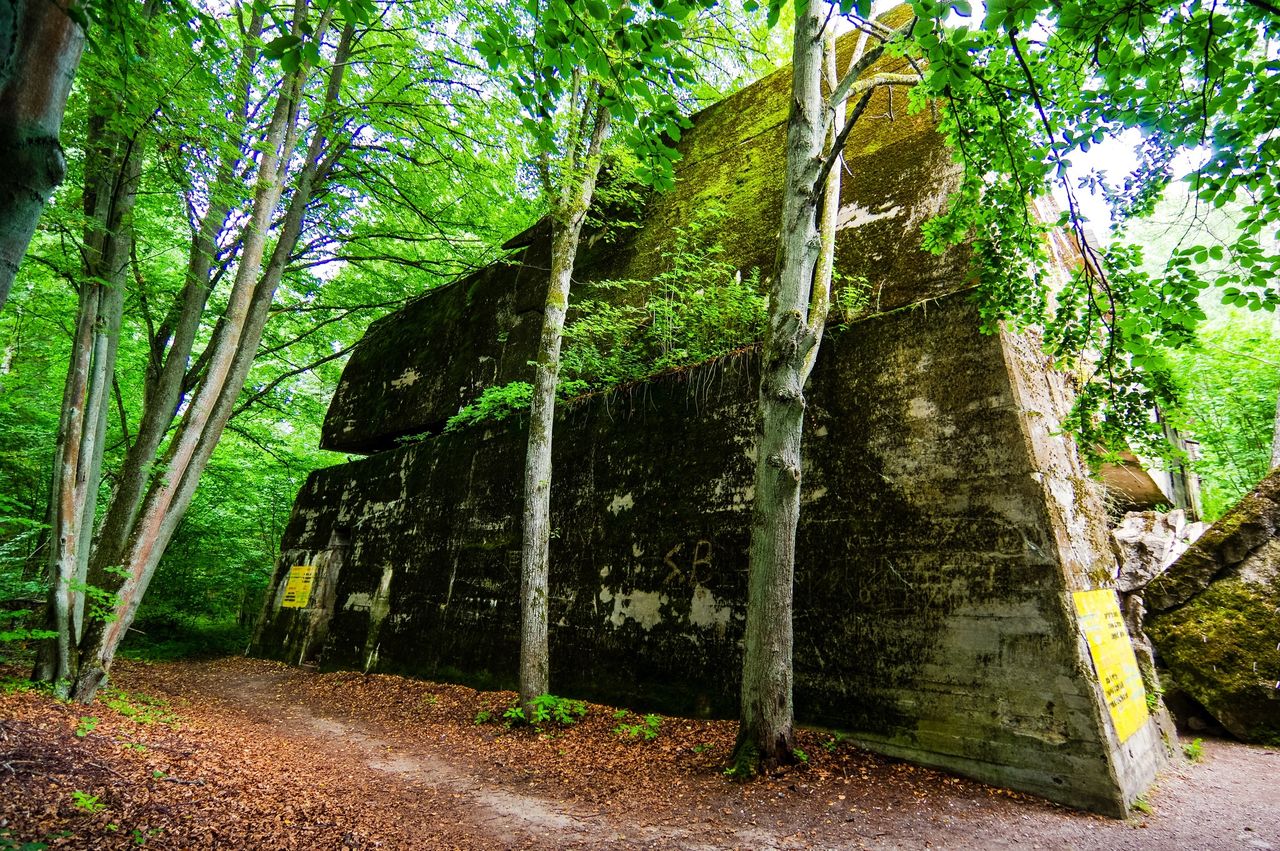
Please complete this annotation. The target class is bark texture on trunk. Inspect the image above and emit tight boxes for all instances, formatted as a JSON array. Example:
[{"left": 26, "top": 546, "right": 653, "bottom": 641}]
[
  {"left": 33, "top": 283, "right": 97, "bottom": 686},
  {"left": 0, "top": 0, "right": 84, "bottom": 310},
  {"left": 33, "top": 107, "right": 141, "bottom": 690},
  {"left": 732, "top": 2, "right": 831, "bottom": 774},
  {"left": 518, "top": 219, "right": 579, "bottom": 709},
  {"left": 518, "top": 99, "right": 611, "bottom": 716}
]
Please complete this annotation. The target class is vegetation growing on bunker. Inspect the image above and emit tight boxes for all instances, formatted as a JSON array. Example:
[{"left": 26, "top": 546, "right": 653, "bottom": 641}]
[{"left": 446, "top": 203, "right": 770, "bottom": 430}]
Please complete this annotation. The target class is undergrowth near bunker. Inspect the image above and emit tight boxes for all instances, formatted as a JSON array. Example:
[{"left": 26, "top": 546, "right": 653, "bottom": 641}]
[{"left": 444, "top": 203, "right": 875, "bottom": 432}]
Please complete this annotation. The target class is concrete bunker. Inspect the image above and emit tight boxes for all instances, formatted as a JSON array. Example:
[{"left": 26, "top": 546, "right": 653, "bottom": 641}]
[{"left": 251, "top": 30, "right": 1167, "bottom": 816}]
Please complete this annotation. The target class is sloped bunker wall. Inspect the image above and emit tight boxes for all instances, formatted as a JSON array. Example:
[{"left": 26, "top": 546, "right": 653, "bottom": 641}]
[{"left": 253, "top": 292, "right": 1163, "bottom": 816}]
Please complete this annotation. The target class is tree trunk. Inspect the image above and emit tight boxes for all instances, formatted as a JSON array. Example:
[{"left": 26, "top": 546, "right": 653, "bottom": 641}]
[
  {"left": 31, "top": 121, "right": 142, "bottom": 688},
  {"left": 32, "top": 282, "right": 98, "bottom": 686},
  {"left": 518, "top": 100, "right": 611, "bottom": 716},
  {"left": 518, "top": 217, "right": 579, "bottom": 710},
  {"left": 71, "top": 130, "right": 141, "bottom": 637},
  {"left": 732, "top": 0, "right": 832, "bottom": 775},
  {"left": 0, "top": 0, "right": 84, "bottom": 310}
]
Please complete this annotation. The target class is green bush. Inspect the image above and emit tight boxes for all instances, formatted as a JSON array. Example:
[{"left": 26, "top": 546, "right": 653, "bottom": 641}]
[
  {"left": 614, "top": 711, "right": 661, "bottom": 741},
  {"left": 502, "top": 693, "right": 588, "bottom": 728},
  {"left": 446, "top": 382, "right": 535, "bottom": 432}
]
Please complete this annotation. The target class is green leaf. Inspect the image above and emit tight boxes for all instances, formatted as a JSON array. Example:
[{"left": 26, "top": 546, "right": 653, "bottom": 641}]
[
  {"left": 264, "top": 34, "right": 301, "bottom": 59},
  {"left": 665, "top": 1, "right": 692, "bottom": 20},
  {"left": 766, "top": 0, "right": 784, "bottom": 28},
  {"left": 656, "top": 18, "right": 682, "bottom": 41}
]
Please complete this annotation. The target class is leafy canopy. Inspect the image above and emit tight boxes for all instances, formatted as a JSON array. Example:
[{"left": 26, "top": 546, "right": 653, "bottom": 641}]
[
  {"left": 476, "top": 0, "right": 723, "bottom": 189},
  {"left": 904, "top": 0, "right": 1280, "bottom": 454}
]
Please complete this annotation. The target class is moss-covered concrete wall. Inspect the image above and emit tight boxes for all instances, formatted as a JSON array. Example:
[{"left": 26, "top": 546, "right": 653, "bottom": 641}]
[
  {"left": 1146, "top": 469, "right": 1280, "bottom": 744},
  {"left": 319, "top": 32, "right": 963, "bottom": 453},
  {"left": 255, "top": 292, "right": 1162, "bottom": 816}
]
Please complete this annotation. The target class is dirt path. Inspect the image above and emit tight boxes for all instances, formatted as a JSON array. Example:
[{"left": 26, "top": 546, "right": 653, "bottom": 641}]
[{"left": 2, "top": 657, "right": 1277, "bottom": 849}]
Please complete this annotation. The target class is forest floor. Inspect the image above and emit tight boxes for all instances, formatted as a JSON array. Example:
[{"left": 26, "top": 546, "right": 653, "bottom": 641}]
[{"left": 0, "top": 657, "right": 1276, "bottom": 850}]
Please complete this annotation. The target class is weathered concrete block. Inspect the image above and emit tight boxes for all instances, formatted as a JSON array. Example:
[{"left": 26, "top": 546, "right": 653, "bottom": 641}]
[
  {"left": 1146, "top": 469, "right": 1280, "bottom": 744},
  {"left": 318, "top": 34, "right": 964, "bottom": 454},
  {"left": 254, "top": 293, "right": 1163, "bottom": 816},
  {"left": 1111, "top": 510, "right": 1207, "bottom": 593}
]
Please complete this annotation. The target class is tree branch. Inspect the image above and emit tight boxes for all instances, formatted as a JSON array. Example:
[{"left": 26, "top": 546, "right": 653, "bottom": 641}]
[
  {"left": 230, "top": 344, "right": 355, "bottom": 420},
  {"left": 816, "top": 74, "right": 918, "bottom": 190}
]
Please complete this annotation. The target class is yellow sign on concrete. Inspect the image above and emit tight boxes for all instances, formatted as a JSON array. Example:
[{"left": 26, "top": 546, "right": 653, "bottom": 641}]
[
  {"left": 281, "top": 565, "right": 317, "bottom": 609},
  {"left": 1073, "top": 589, "right": 1149, "bottom": 743}
]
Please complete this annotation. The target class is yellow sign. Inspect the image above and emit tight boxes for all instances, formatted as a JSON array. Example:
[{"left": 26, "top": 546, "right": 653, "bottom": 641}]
[
  {"left": 1073, "top": 589, "right": 1149, "bottom": 743},
  {"left": 281, "top": 565, "right": 317, "bottom": 609}
]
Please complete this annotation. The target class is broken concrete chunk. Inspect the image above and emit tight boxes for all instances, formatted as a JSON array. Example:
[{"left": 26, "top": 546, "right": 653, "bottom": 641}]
[
  {"left": 1110, "top": 509, "right": 1208, "bottom": 593},
  {"left": 1146, "top": 469, "right": 1280, "bottom": 744}
]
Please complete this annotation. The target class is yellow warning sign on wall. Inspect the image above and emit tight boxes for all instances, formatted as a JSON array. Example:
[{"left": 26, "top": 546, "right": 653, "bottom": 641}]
[
  {"left": 281, "top": 565, "right": 317, "bottom": 609},
  {"left": 1073, "top": 589, "right": 1149, "bottom": 743}
]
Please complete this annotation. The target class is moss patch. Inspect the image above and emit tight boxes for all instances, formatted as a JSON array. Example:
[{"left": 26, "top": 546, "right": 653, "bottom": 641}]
[{"left": 1147, "top": 551, "right": 1280, "bottom": 745}]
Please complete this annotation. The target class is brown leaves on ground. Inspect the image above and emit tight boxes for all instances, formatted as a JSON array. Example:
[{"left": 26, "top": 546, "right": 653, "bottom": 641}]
[{"left": 1, "top": 657, "right": 1276, "bottom": 849}]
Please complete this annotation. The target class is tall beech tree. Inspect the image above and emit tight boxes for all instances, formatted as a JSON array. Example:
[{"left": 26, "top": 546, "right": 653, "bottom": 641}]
[
  {"left": 731, "top": 0, "right": 916, "bottom": 773},
  {"left": 477, "top": 0, "right": 734, "bottom": 717},
  {"left": 33, "top": 0, "right": 160, "bottom": 686},
  {"left": 0, "top": 0, "right": 85, "bottom": 311}
]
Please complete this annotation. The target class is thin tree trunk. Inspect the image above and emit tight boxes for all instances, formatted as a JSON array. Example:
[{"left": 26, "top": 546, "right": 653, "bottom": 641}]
[
  {"left": 72, "top": 145, "right": 139, "bottom": 638},
  {"left": 32, "top": 284, "right": 98, "bottom": 686},
  {"left": 518, "top": 220, "right": 579, "bottom": 709},
  {"left": 69, "top": 272, "right": 124, "bottom": 639},
  {"left": 0, "top": 0, "right": 84, "bottom": 310},
  {"left": 32, "top": 118, "right": 142, "bottom": 688},
  {"left": 518, "top": 99, "right": 611, "bottom": 715},
  {"left": 732, "top": 0, "right": 830, "bottom": 774}
]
